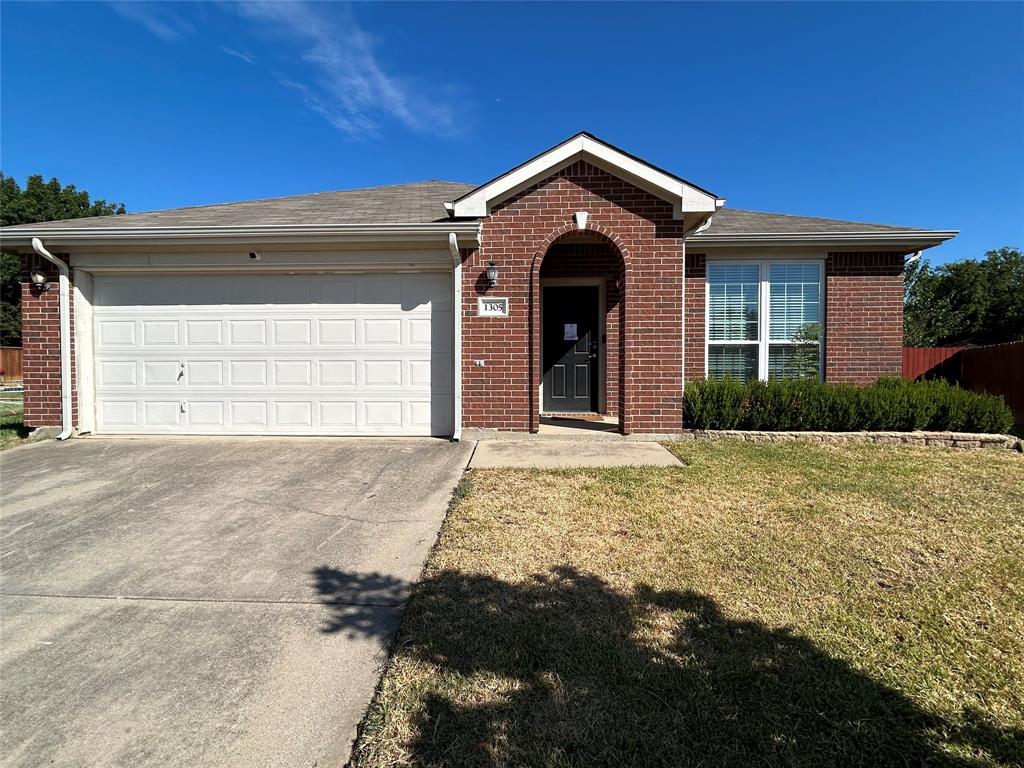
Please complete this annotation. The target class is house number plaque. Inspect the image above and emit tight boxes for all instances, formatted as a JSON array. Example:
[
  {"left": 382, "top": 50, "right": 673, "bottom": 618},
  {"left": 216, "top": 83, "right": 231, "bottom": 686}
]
[{"left": 478, "top": 297, "right": 509, "bottom": 317}]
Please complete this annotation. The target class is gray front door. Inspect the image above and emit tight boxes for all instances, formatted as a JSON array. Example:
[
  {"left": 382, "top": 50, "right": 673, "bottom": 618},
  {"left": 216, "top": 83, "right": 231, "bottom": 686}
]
[{"left": 542, "top": 286, "right": 599, "bottom": 413}]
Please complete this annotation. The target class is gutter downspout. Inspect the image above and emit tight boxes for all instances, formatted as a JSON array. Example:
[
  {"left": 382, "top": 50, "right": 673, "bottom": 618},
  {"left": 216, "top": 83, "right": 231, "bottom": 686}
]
[
  {"left": 448, "top": 232, "right": 463, "bottom": 442},
  {"left": 30, "top": 238, "right": 73, "bottom": 440},
  {"left": 905, "top": 250, "right": 923, "bottom": 265}
]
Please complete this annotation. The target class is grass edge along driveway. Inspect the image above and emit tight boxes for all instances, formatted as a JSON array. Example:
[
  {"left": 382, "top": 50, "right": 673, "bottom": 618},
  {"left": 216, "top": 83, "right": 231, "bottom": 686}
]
[{"left": 345, "top": 440, "right": 1024, "bottom": 768}]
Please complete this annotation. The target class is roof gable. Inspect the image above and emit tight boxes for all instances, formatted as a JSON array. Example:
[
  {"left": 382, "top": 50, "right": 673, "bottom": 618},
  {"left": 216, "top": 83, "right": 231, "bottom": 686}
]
[{"left": 446, "top": 132, "right": 723, "bottom": 219}]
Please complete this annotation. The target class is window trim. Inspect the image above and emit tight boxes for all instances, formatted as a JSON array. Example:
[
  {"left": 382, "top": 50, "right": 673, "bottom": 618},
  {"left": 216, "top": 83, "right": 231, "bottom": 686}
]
[{"left": 704, "top": 259, "right": 825, "bottom": 382}]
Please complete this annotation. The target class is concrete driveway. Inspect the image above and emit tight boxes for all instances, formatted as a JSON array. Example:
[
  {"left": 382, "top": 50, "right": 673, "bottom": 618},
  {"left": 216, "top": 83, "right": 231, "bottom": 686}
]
[{"left": 0, "top": 437, "right": 470, "bottom": 768}]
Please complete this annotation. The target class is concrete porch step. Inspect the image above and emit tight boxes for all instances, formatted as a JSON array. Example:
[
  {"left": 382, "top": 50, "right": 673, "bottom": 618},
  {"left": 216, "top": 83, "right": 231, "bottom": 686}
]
[{"left": 467, "top": 439, "right": 683, "bottom": 469}]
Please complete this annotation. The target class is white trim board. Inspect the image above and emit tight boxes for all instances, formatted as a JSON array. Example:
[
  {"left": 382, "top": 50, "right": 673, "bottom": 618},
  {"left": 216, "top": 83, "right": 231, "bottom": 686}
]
[{"left": 449, "top": 133, "right": 723, "bottom": 219}]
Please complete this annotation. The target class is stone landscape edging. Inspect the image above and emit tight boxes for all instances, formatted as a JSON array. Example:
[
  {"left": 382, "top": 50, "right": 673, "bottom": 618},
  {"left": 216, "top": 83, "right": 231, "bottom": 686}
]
[{"left": 673, "top": 430, "right": 1022, "bottom": 451}]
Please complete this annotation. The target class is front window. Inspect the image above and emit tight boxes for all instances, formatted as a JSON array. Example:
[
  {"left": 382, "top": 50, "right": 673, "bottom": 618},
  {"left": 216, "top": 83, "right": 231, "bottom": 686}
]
[{"left": 706, "top": 261, "right": 822, "bottom": 382}]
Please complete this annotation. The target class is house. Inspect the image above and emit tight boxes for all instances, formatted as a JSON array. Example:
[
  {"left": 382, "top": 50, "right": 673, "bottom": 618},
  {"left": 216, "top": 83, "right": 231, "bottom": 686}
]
[{"left": 0, "top": 133, "right": 956, "bottom": 438}]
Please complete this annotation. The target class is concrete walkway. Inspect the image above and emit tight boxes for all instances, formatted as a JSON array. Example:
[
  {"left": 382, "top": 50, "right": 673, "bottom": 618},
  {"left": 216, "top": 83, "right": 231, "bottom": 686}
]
[{"left": 468, "top": 440, "right": 682, "bottom": 468}]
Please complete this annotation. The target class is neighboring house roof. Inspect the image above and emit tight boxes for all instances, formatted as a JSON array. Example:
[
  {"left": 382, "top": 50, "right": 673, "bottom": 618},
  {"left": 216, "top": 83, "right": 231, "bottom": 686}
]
[{"left": 0, "top": 178, "right": 956, "bottom": 251}]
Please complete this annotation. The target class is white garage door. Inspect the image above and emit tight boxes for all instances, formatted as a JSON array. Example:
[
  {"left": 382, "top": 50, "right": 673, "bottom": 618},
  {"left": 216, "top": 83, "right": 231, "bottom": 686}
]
[{"left": 91, "top": 273, "right": 453, "bottom": 436}]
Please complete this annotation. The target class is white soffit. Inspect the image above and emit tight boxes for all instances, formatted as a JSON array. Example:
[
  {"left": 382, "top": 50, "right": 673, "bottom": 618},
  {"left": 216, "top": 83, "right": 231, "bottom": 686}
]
[{"left": 448, "top": 134, "right": 722, "bottom": 219}]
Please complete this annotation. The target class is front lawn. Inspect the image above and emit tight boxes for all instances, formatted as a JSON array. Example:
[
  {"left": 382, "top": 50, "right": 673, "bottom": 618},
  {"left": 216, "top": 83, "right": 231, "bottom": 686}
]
[
  {"left": 0, "top": 393, "right": 33, "bottom": 450},
  {"left": 343, "top": 441, "right": 1024, "bottom": 767}
]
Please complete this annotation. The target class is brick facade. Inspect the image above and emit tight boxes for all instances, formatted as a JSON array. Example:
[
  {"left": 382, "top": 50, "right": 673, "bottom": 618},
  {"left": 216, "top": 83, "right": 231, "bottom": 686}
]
[
  {"left": 824, "top": 252, "right": 904, "bottom": 383},
  {"left": 675, "top": 250, "right": 904, "bottom": 389},
  {"left": 461, "top": 160, "right": 686, "bottom": 434},
  {"left": 19, "top": 254, "right": 77, "bottom": 428},
  {"left": 15, "top": 186, "right": 907, "bottom": 435}
]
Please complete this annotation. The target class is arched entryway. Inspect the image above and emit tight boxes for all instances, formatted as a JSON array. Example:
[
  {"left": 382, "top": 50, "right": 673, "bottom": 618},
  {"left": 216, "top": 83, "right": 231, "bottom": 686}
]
[{"left": 532, "top": 231, "right": 628, "bottom": 433}]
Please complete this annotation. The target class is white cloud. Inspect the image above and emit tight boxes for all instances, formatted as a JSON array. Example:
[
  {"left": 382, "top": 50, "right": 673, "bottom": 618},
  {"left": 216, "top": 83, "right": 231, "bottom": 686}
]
[
  {"left": 109, "top": 2, "right": 194, "bottom": 42},
  {"left": 109, "top": 0, "right": 465, "bottom": 140},
  {"left": 231, "top": 2, "right": 462, "bottom": 139},
  {"left": 220, "top": 46, "right": 255, "bottom": 65}
]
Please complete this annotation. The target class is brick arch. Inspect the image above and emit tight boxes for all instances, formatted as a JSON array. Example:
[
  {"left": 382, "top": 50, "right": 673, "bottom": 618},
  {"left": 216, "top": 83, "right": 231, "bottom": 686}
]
[
  {"left": 528, "top": 225, "right": 632, "bottom": 433},
  {"left": 533, "top": 222, "right": 633, "bottom": 269}
]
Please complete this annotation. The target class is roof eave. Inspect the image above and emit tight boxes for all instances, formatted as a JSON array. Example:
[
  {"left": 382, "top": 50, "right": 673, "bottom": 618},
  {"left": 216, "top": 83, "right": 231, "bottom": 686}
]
[{"left": 0, "top": 222, "right": 483, "bottom": 249}]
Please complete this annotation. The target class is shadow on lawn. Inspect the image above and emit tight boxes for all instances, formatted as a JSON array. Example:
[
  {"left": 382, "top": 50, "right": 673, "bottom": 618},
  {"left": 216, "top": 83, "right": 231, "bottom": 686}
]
[{"left": 312, "top": 566, "right": 1022, "bottom": 767}]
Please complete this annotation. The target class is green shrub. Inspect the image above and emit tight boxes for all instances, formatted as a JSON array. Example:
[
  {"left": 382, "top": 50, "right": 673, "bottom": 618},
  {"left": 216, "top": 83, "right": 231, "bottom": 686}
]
[{"left": 683, "top": 376, "right": 1013, "bottom": 433}]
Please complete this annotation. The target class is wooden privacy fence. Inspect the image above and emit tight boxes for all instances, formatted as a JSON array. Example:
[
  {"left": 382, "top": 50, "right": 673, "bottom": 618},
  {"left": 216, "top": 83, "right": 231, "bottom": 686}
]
[
  {"left": 0, "top": 347, "right": 22, "bottom": 383},
  {"left": 960, "top": 342, "right": 1024, "bottom": 427},
  {"left": 904, "top": 341, "right": 1024, "bottom": 426},
  {"left": 902, "top": 346, "right": 963, "bottom": 381}
]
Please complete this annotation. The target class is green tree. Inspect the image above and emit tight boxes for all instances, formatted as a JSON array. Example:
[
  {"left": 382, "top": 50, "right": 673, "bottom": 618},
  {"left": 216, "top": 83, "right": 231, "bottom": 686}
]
[
  {"left": 0, "top": 174, "right": 125, "bottom": 345},
  {"left": 904, "top": 247, "right": 1024, "bottom": 347}
]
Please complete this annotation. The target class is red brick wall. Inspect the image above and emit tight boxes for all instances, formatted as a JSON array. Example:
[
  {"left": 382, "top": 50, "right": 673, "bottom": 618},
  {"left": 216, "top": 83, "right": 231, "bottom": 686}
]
[
  {"left": 19, "top": 254, "right": 77, "bottom": 428},
  {"left": 681, "top": 251, "right": 903, "bottom": 387},
  {"left": 461, "top": 160, "right": 685, "bottom": 434},
  {"left": 683, "top": 252, "right": 706, "bottom": 384},
  {"left": 825, "top": 252, "right": 904, "bottom": 383}
]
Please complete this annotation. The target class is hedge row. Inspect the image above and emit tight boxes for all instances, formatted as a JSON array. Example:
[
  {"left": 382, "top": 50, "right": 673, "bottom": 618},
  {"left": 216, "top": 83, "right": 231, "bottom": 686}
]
[{"left": 683, "top": 377, "right": 1013, "bottom": 434}]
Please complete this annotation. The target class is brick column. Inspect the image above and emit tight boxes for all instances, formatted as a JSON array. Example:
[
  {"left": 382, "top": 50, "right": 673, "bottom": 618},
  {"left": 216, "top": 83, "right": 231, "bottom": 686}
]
[{"left": 19, "top": 254, "right": 77, "bottom": 428}]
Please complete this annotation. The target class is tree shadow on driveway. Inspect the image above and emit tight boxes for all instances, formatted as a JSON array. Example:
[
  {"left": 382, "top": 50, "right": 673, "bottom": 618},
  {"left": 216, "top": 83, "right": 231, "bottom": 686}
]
[{"left": 311, "top": 566, "right": 1022, "bottom": 767}]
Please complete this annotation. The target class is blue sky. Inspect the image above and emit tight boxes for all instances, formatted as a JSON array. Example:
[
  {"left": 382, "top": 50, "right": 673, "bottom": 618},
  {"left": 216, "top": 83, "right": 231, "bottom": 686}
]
[{"left": 2, "top": 1, "right": 1021, "bottom": 264}]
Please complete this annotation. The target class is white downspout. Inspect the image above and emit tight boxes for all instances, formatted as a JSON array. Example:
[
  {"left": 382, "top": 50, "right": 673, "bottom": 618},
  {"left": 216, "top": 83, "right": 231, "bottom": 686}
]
[
  {"left": 448, "top": 232, "right": 463, "bottom": 442},
  {"left": 31, "top": 238, "right": 73, "bottom": 440},
  {"left": 905, "top": 250, "right": 923, "bottom": 265}
]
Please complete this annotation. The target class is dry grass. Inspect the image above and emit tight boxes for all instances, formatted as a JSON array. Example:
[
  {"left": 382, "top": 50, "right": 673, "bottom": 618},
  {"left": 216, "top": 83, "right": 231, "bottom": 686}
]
[
  {"left": 0, "top": 394, "right": 32, "bottom": 451},
  {"left": 342, "top": 441, "right": 1024, "bottom": 767}
]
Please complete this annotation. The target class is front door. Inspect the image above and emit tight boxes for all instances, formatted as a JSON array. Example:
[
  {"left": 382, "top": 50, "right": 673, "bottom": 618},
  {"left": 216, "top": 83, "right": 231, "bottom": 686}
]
[{"left": 542, "top": 285, "right": 599, "bottom": 413}]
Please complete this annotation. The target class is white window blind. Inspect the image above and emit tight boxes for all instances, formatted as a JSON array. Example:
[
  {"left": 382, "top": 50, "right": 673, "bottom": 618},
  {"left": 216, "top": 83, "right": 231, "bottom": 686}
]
[{"left": 706, "top": 261, "right": 823, "bottom": 382}]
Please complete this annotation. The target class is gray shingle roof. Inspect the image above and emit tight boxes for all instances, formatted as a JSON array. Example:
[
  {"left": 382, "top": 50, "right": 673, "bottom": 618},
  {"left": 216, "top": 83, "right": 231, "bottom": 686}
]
[
  {"left": 1, "top": 179, "right": 927, "bottom": 235},
  {"left": 3, "top": 181, "right": 476, "bottom": 231},
  {"left": 699, "top": 208, "right": 922, "bottom": 235}
]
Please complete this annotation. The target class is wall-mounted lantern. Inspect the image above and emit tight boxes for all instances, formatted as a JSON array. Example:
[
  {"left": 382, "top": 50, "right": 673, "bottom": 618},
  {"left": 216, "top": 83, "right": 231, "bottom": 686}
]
[
  {"left": 486, "top": 261, "right": 499, "bottom": 288},
  {"left": 30, "top": 267, "right": 50, "bottom": 292}
]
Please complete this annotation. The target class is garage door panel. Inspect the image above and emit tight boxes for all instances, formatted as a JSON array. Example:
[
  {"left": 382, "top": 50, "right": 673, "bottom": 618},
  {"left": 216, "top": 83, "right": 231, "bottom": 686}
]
[
  {"left": 274, "top": 401, "right": 313, "bottom": 428},
  {"left": 320, "top": 401, "right": 357, "bottom": 428},
  {"left": 98, "top": 360, "right": 137, "bottom": 387},
  {"left": 143, "top": 321, "right": 179, "bottom": 345},
  {"left": 229, "top": 361, "right": 268, "bottom": 387},
  {"left": 186, "top": 361, "right": 224, "bottom": 386},
  {"left": 143, "top": 361, "right": 181, "bottom": 386},
  {"left": 273, "top": 361, "right": 312, "bottom": 387},
  {"left": 318, "top": 360, "right": 357, "bottom": 386},
  {"left": 273, "top": 319, "right": 312, "bottom": 345},
  {"left": 93, "top": 273, "right": 453, "bottom": 436},
  {"left": 187, "top": 402, "right": 224, "bottom": 428},
  {"left": 98, "top": 320, "right": 137, "bottom": 346},
  {"left": 318, "top": 319, "right": 356, "bottom": 345},
  {"left": 99, "top": 401, "right": 138, "bottom": 427},
  {"left": 144, "top": 401, "right": 182, "bottom": 428},
  {"left": 228, "top": 320, "right": 267, "bottom": 346}
]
